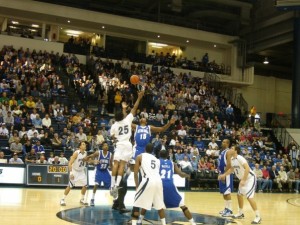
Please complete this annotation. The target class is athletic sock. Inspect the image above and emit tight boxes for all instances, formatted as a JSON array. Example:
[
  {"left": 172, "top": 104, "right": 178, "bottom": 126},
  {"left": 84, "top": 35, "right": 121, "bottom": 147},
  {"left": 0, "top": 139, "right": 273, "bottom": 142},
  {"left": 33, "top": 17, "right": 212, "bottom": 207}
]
[
  {"left": 138, "top": 215, "right": 144, "bottom": 223},
  {"left": 92, "top": 193, "right": 95, "bottom": 199},
  {"left": 62, "top": 195, "right": 67, "bottom": 200},
  {"left": 111, "top": 176, "right": 116, "bottom": 187},
  {"left": 226, "top": 200, "right": 232, "bottom": 211},
  {"left": 131, "top": 220, "right": 137, "bottom": 225},
  {"left": 189, "top": 218, "right": 195, "bottom": 224},
  {"left": 161, "top": 218, "right": 166, "bottom": 225},
  {"left": 255, "top": 210, "right": 260, "bottom": 217},
  {"left": 238, "top": 208, "right": 244, "bottom": 215},
  {"left": 81, "top": 194, "right": 85, "bottom": 200},
  {"left": 116, "top": 175, "right": 122, "bottom": 186}
]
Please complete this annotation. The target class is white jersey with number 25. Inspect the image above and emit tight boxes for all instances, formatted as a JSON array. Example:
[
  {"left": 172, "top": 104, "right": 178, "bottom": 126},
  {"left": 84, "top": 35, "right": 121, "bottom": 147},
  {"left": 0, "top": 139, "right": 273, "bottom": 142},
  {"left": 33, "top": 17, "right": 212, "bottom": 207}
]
[{"left": 110, "top": 113, "right": 134, "bottom": 143}]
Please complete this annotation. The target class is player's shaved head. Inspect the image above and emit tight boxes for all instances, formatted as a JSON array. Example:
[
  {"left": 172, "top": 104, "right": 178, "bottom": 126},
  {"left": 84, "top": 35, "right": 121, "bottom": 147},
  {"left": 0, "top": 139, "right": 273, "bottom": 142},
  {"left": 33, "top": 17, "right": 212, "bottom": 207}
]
[{"left": 145, "top": 143, "right": 154, "bottom": 154}]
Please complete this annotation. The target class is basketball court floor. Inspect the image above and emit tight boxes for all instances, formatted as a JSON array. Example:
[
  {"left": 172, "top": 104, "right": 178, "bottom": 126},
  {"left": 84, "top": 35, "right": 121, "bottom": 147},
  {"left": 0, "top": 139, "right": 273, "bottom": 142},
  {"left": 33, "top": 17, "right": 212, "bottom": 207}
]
[{"left": 0, "top": 187, "right": 299, "bottom": 225}]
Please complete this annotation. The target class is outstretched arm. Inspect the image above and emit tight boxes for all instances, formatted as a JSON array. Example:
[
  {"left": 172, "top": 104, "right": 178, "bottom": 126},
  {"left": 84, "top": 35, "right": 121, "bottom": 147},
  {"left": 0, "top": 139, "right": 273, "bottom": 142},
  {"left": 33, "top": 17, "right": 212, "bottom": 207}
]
[
  {"left": 174, "top": 163, "right": 190, "bottom": 178},
  {"left": 130, "top": 91, "right": 144, "bottom": 116},
  {"left": 150, "top": 118, "right": 176, "bottom": 133}
]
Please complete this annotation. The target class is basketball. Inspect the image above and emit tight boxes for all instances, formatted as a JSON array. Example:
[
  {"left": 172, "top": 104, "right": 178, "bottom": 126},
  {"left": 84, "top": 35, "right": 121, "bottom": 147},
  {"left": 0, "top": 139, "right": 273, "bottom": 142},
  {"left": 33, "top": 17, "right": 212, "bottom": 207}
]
[{"left": 130, "top": 75, "right": 140, "bottom": 85}]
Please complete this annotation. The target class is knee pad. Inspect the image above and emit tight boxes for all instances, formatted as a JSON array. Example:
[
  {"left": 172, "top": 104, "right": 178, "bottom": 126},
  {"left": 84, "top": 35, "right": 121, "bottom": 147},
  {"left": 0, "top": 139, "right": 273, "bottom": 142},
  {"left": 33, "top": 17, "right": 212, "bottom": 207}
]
[{"left": 181, "top": 206, "right": 188, "bottom": 213}]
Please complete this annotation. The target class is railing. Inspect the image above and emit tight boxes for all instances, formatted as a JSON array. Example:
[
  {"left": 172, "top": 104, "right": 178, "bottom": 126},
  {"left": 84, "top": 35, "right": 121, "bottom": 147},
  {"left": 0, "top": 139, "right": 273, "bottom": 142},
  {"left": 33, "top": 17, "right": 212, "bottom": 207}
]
[
  {"left": 234, "top": 93, "right": 248, "bottom": 115},
  {"left": 272, "top": 114, "right": 299, "bottom": 148}
]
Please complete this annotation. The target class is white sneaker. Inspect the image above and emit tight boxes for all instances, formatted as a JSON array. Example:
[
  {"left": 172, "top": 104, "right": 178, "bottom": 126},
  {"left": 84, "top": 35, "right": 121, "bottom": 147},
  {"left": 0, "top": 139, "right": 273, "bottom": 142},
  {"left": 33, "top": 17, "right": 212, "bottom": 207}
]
[
  {"left": 219, "top": 208, "right": 226, "bottom": 214},
  {"left": 60, "top": 199, "right": 66, "bottom": 206},
  {"left": 111, "top": 186, "right": 121, "bottom": 200},
  {"left": 222, "top": 208, "right": 233, "bottom": 217},
  {"left": 80, "top": 199, "right": 88, "bottom": 206},
  {"left": 251, "top": 216, "right": 262, "bottom": 224},
  {"left": 232, "top": 213, "right": 244, "bottom": 219}
]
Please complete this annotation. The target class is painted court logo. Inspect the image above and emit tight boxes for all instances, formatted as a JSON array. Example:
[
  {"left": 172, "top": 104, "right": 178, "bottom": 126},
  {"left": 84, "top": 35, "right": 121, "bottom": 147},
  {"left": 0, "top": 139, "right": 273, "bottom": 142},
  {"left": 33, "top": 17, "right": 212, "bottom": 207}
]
[{"left": 57, "top": 206, "right": 233, "bottom": 225}]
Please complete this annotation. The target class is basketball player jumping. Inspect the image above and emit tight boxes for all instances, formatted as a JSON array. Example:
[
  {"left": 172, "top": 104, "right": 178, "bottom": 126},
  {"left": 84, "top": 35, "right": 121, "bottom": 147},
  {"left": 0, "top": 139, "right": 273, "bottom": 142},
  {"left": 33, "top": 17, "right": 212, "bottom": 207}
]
[
  {"left": 110, "top": 91, "right": 144, "bottom": 199},
  {"left": 218, "top": 145, "right": 262, "bottom": 224}
]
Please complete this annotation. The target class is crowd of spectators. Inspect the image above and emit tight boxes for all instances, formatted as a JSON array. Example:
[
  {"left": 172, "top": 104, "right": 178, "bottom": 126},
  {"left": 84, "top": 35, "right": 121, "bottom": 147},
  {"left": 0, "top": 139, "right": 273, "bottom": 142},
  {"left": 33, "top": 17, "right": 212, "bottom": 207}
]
[
  {"left": 0, "top": 43, "right": 299, "bottom": 193},
  {"left": 64, "top": 55, "right": 299, "bottom": 192}
]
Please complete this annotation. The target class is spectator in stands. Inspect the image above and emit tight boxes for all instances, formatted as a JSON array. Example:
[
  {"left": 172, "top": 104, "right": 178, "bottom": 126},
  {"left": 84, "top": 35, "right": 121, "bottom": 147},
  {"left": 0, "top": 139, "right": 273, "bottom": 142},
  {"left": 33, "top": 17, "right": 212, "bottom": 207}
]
[
  {"left": 25, "top": 148, "right": 38, "bottom": 163},
  {"left": 289, "top": 145, "right": 299, "bottom": 168},
  {"left": 36, "top": 155, "right": 48, "bottom": 164},
  {"left": 42, "top": 114, "right": 52, "bottom": 129},
  {"left": 0, "top": 151, "right": 6, "bottom": 162},
  {"left": 208, "top": 138, "right": 218, "bottom": 150},
  {"left": 179, "top": 156, "right": 193, "bottom": 174},
  {"left": 30, "top": 132, "right": 40, "bottom": 145},
  {"left": 0, "top": 123, "right": 9, "bottom": 138},
  {"left": 277, "top": 166, "right": 288, "bottom": 192},
  {"left": 33, "top": 140, "right": 45, "bottom": 155},
  {"left": 76, "top": 128, "right": 87, "bottom": 141},
  {"left": 253, "top": 163, "right": 264, "bottom": 192},
  {"left": 35, "top": 99, "right": 44, "bottom": 111},
  {"left": 3, "top": 111, "right": 14, "bottom": 130},
  {"left": 52, "top": 133, "right": 62, "bottom": 148},
  {"left": 40, "top": 132, "right": 52, "bottom": 148},
  {"left": 9, "top": 152, "right": 23, "bottom": 164},
  {"left": 287, "top": 167, "right": 296, "bottom": 192},
  {"left": 191, "top": 155, "right": 199, "bottom": 171},
  {"left": 59, "top": 152, "right": 68, "bottom": 165},
  {"left": 261, "top": 165, "right": 273, "bottom": 192},
  {"left": 194, "top": 137, "right": 205, "bottom": 151},
  {"left": 294, "top": 168, "right": 300, "bottom": 193},
  {"left": 202, "top": 53, "right": 209, "bottom": 67},
  {"left": 10, "top": 137, "right": 23, "bottom": 155},
  {"left": 32, "top": 114, "right": 42, "bottom": 129},
  {"left": 27, "top": 127, "right": 38, "bottom": 140},
  {"left": 26, "top": 96, "right": 36, "bottom": 109}
]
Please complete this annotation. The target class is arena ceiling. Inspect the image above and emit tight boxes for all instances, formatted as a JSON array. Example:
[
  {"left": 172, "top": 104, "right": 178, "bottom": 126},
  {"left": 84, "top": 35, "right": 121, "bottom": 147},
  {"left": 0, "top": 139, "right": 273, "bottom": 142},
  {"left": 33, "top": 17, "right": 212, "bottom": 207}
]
[{"left": 33, "top": 0, "right": 296, "bottom": 80}]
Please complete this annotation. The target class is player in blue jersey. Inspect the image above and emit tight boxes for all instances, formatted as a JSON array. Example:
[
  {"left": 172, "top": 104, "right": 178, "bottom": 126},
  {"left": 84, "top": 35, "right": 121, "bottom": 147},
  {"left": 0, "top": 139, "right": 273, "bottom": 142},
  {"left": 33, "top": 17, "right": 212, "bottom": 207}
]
[
  {"left": 158, "top": 150, "right": 197, "bottom": 225},
  {"left": 131, "top": 117, "right": 175, "bottom": 160},
  {"left": 218, "top": 139, "right": 234, "bottom": 217},
  {"left": 84, "top": 142, "right": 112, "bottom": 206}
]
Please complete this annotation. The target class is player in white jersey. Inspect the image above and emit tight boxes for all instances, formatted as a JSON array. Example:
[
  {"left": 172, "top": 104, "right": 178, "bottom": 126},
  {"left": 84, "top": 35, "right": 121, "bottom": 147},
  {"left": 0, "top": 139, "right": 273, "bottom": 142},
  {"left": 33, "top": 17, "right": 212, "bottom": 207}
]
[
  {"left": 218, "top": 145, "right": 262, "bottom": 224},
  {"left": 110, "top": 91, "right": 144, "bottom": 199},
  {"left": 60, "top": 141, "right": 88, "bottom": 206},
  {"left": 131, "top": 143, "right": 166, "bottom": 225}
]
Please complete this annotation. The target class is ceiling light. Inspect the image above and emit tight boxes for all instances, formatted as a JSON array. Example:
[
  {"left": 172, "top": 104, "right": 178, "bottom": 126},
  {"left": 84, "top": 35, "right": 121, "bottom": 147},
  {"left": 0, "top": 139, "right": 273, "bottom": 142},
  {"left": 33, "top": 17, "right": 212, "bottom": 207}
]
[
  {"left": 9, "top": 26, "right": 17, "bottom": 29},
  {"left": 102, "top": 26, "right": 105, "bottom": 29},
  {"left": 157, "top": 35, "right": 160, "bottom": 38},
  {"left": 67, "top": 34, "right": 79, "bottom": 37},
  {"left": 186, "top": 40, "right": 189, "bottom": 43},
  {"left": 67, "top": 20, "right": 71, "bottom": 23},
  {"left": 214, "top": 44, "right": 217, "bottom": 48},
  {"left": 149, "top": 42, "right": 168, "bottom": 47},
  {"left": 29, "top": 29, "right": 37, "bottom": 32},
  {"left": 32, "top": 24, "right": 39, "bottom": 28},
  {"left": 263, "top": 57, "right": 269, "bottom": 64},
  {"left": 65, "top": 29, "right": 82, "bottom": 35},
  {"left": 11, "top": 21, "right": 19, "bottom": 24}
]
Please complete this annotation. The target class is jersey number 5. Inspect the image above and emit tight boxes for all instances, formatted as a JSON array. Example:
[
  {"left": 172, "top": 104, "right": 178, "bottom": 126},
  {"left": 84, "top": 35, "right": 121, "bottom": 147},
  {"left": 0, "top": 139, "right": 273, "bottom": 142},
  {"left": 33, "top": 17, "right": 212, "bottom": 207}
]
[
  {"left": 118, "top": 125, "right": 129, "bottom": 135},
  {"left": 151, "top": 160, "right": 156, "bottom": 169}
]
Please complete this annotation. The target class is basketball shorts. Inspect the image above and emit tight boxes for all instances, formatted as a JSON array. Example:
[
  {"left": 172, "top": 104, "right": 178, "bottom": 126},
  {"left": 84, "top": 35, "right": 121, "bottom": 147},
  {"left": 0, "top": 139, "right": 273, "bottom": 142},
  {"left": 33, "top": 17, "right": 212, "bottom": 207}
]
[
  {"left": 238, "top": 175, "right": 256, "bottom": 199},
  {"left": 113, "top": 141, "right": 133, "bottom": 162},
  {"left": 69, "top": 169, "right": 87, "bottom": 187},
  {"left": 134, "top": 178, "right": 166, "bottom": 210},
  {"left": 95, "top": 170, "right": 111, "bottom": 189},
  {"left": 132, "top": 146, "right": 145, "bottom": 159},
  {"left": 162, "top": 180, "right": 183, "bottom": 208},
  {"left": 219, "top": 173, "right": 233, "bottom": 195}
]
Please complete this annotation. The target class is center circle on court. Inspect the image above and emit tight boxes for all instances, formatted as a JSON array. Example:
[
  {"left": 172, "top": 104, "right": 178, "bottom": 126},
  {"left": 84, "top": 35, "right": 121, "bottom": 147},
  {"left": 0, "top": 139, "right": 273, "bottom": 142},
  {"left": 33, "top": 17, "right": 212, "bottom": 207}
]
[{"left": 57, "top": 205, "right": 234, "bottom": 225}]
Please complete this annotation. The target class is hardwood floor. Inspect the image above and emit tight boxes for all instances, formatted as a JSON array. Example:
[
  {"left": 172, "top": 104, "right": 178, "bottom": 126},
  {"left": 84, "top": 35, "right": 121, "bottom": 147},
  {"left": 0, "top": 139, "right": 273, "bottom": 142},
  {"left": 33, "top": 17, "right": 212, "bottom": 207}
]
[{"left": 0, "top": 187, "right": 299, "bottom": 225}]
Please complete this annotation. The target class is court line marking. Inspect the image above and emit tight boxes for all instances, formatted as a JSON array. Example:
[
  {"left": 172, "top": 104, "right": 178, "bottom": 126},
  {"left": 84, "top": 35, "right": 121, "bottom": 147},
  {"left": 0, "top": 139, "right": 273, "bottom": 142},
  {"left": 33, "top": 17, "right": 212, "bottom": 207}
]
[{"left": 286, "top": 197, "right": 300, "bottom": 207}]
